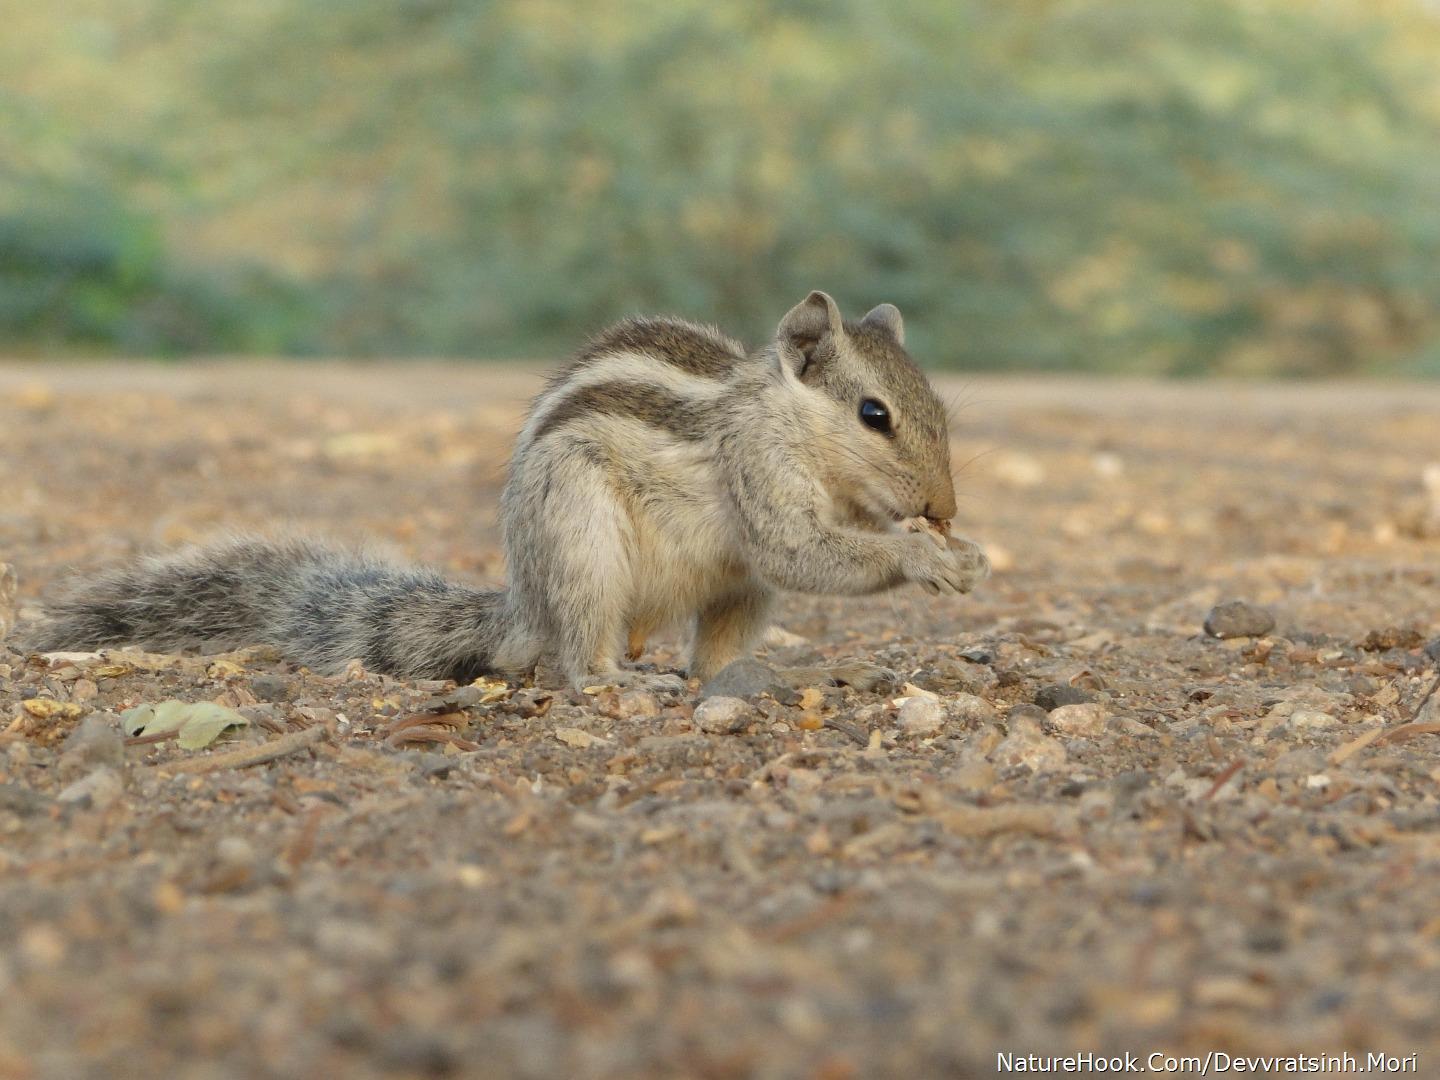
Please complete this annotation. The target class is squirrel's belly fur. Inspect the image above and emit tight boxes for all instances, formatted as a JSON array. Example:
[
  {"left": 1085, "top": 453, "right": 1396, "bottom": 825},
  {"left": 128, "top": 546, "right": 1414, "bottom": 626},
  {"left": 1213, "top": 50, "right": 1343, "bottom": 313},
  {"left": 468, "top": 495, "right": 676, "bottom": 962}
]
[{"left": 24, "top": 294, "right": 986, "bottom": 688}]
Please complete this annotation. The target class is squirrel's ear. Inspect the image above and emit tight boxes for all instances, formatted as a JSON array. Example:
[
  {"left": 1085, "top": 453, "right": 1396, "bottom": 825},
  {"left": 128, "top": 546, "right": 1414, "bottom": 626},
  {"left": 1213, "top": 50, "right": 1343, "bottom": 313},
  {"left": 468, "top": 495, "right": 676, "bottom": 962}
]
[
  {"left": 775, "top": 291, "right": 844, "bottom": 375},
  {"left": 859, "top": 303, "right": 904, "bottom": 346}
]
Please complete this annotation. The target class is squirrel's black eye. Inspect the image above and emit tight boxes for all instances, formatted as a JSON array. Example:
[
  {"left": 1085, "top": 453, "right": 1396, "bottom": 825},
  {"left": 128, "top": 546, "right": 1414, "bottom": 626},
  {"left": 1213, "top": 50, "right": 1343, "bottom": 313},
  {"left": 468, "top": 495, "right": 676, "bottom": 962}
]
[{"left": 859, "top": 398, "right": 892, "bottom": 435}]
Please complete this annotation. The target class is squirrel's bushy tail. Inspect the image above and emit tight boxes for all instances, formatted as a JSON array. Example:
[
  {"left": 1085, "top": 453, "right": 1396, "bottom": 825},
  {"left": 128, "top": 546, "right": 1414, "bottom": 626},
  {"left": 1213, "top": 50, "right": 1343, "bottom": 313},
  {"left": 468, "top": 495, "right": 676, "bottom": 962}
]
[{"left": 27, "top": 536, "right": 512, "bottom": 682}]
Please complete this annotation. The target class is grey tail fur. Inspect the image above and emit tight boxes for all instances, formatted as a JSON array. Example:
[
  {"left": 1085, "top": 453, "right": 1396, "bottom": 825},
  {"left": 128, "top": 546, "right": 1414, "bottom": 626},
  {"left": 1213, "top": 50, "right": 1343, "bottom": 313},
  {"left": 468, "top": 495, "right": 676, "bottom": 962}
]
[{"left": 25, "top": 536, "right": 510, "bottom": 682}]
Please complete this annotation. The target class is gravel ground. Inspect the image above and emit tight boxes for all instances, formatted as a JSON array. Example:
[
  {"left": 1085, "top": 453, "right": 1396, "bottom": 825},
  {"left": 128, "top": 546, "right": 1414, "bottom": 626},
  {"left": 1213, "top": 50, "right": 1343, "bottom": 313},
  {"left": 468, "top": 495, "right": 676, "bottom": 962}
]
[{"left": 2, "top": 363, "right": 1439, "bottom": 1079}]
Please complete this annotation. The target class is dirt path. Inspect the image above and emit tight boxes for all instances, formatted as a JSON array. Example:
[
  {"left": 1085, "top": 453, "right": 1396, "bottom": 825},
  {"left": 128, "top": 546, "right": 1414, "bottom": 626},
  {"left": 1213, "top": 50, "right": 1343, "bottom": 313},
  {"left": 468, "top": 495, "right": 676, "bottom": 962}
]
[{"left": 2, "top": 363, "right": 1439, "bottom": 1078}]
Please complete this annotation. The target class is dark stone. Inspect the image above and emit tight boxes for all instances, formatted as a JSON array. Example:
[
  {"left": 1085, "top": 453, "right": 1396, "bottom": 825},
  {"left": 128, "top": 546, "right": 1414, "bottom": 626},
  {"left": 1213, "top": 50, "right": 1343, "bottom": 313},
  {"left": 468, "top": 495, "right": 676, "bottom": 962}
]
[
  {"left": 409, "top": 753, "right": 454, "bottom": 780},
  {"left": 1203, "top": 600, "right": 1276, "bottom": 639},
  {"left": 1006, "top": 703, "right": 1048, "bottom": 724},
  {"left": 1245, "top": 921, "right": 1289, "bottom": 953},
  {"left": 699, "top": 658, "right": 781, "bottom": 700},
  {"left": 1426, "top": 638, "right": 1440, "bottom": 664},
  {"left": 249, "top": 674, "right": 295, "bottom": 702},
  {"left": 1034, "top": 683, "right": 1095, "bottom": 711},
  {"left": 770, "top": 685, "right": 802, "bottom": 707}
]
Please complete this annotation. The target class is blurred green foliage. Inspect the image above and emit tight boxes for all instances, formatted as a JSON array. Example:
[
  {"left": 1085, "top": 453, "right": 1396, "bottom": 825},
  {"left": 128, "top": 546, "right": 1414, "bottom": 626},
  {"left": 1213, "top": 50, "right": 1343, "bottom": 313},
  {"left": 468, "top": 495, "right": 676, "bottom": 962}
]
[
  {"left": 0, "top": 181, "right": 304, "bottom": 354},
  {"left": 3, "top": 0, "right": 1439, "bottom": 372}
]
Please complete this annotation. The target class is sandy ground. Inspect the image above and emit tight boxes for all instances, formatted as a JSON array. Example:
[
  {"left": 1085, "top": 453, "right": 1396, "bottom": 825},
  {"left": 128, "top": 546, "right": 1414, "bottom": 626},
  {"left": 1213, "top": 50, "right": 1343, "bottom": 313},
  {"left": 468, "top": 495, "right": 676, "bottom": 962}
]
[{"left": 1, "top": 362, "right": 1439, "bottom": 1079}]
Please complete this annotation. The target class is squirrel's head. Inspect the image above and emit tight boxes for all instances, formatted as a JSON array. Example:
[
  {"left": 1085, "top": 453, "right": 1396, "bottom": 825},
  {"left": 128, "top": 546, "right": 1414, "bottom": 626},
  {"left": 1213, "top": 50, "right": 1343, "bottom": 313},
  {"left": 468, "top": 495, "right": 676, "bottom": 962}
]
[{"left": 772, "top": 290, "right": 957, "bottom": 527}]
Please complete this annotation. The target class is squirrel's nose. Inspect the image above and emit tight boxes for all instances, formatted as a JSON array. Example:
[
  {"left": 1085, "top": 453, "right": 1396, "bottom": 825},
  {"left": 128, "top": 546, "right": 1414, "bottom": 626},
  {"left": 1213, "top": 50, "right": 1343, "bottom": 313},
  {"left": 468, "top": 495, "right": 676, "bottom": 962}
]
[{"left": 924, "top": 486, "right": 957, "bottom": 522}]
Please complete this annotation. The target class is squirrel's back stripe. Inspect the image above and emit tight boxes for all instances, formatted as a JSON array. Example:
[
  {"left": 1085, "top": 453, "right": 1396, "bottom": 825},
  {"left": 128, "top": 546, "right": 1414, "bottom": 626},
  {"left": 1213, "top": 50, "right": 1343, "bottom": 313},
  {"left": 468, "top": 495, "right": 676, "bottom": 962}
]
[
  {"left": 529, "top": 381, "right": 711, "bottom": 444},
  {"left": 521, "top": 316, "right": 741, "bottom": 449},
  {"left": 557, "top": 317, "right": 743, "bottom": 385}
]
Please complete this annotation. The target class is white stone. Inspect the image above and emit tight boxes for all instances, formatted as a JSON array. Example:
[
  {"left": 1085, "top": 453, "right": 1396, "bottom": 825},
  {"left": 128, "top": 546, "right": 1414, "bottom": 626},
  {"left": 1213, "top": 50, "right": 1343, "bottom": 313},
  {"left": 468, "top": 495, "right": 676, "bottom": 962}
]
[
  {"left": 990, "top": 717, "right": 1068, "bottom": 773},
  {"left": 693, "top": 696, "right": 751, "bottom": 735},
  {"left": 1285, "top": 710, "right": 1339, "bottom": 731},
  {"left": 1045, "top": 703, "right": 1107, "bottom": 738},
  {"left": 897, "top": 696, "right": 945, "bottom": 735},
  {"left": 947, "top": 693, "right": 998, "bottom": 726}
]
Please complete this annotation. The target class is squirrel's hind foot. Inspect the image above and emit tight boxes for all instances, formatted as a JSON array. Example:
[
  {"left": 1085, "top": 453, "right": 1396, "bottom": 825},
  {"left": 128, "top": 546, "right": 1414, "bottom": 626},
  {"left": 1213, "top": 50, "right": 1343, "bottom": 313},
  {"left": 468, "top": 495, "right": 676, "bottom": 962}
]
[
  {"left": 559, "top": 665, "right": 690, "bottom": 696},
  {"left": 599, "top": 670, "right": 689, "bottom": 695}
]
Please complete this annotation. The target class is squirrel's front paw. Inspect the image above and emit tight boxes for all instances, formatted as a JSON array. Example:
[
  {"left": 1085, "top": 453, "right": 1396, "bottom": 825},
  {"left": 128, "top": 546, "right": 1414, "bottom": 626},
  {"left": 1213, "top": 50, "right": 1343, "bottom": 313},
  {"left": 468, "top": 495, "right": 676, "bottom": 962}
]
[
  {"left": 945, "top": 536, "right": 990, "bottom": 594},
  {"left": 901, "top": 534, "right": 989, "bottom": 596}
]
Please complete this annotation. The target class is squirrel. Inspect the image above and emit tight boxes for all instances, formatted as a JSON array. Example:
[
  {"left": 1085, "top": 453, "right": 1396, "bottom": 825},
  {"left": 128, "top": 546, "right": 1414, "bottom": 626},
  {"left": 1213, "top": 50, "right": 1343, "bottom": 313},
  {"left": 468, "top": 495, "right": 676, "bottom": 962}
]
[{"left": 27, "top": 291, "right": 989, "bottom": 690}]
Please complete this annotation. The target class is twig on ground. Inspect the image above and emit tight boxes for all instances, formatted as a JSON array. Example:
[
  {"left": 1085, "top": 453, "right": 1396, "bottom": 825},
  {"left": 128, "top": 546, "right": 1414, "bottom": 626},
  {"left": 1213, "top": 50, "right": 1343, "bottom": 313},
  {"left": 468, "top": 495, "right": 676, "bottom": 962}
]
[
  {"left": 1372, "top": 721, "right": 1440, "bottom": 747},
  {"left": 148, "top": 725, "right": 328, "bottom": 776},
  {"left": 126, "top": 730, "right": 179, "bottom": 747},
  {"left": 1203, "top": 760, "right": 1245, "bottom": 801},
  {"left": 823, "top": 716, "right": 869, "bottom": 745},
  {"left": 1368, "top": 670, "right": 1440, "bottom": 748}
]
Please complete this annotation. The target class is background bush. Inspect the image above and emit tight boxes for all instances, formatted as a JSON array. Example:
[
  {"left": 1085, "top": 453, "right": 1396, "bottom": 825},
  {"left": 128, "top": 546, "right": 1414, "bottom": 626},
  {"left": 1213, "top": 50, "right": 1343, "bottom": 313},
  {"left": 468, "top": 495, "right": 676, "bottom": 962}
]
[{"left": 4, "top": 0, "right": 1439, "bottom": 372}]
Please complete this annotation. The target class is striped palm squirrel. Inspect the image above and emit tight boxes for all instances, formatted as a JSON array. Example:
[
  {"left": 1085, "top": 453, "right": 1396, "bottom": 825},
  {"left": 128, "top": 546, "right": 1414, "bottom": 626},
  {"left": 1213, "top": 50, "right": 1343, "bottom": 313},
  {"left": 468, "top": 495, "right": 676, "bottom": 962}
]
[{"left": 29, "top": 291, "right": 989, "bottom": 690}]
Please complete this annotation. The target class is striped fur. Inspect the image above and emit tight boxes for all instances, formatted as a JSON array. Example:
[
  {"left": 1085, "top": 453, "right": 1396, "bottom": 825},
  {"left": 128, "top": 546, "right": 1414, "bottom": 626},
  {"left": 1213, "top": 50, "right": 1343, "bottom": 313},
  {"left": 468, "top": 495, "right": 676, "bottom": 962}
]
[{"left": 27, "top": 294, "right": 987, "bottom": 688}]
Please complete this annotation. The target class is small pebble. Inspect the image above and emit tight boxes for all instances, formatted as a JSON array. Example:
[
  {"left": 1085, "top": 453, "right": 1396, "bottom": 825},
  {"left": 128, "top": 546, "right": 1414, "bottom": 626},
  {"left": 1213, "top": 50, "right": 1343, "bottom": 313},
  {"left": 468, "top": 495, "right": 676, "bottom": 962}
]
[
  {"left": 1204, "top": 600, "right": 1276, "bottom": 639},
  {"left": 410, "top": 752, "right": 454, "bottom": 779},
  {"left": 990, "top": 716, "right": 1068, "bottom": 773},
  {"left": 897, "top": 696, "right": 944, "bottom": 735},
  {"left": 1285, "top": 709, "right": 1339, "bottom": 731},
  {"left": 947, "top": 693, "right": 998, "bottom": 726},
  {"left": 249, "top": 674, "right": 295, "bottom": 702},
  {"left": 1106, "top": 715, "right": 1158, "bottom": 738},
  {"left": 935, "top": 660, "right": 999, "bottom": 694},
  {"left": 617, "top": 690, "right": 661, "bottom": 719},
  {"left": 1044, "top": 702, "right": 1107, "bottom": 738},
  {"left": 693, "top": 696, "right": 751, "bottom": 734},
  {"left": 1007, "top": 703, "right": 1048, "bottom": 725},
  {"left": 1034, "top": 684, "right": 1094, "bottom": 711}
]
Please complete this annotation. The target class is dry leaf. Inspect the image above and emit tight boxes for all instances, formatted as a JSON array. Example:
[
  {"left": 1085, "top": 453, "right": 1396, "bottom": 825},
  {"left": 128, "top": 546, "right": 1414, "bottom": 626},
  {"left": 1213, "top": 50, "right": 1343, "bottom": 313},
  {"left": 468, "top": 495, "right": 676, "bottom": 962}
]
[
  {"left": 121, "top": 700, "right": 250, "bottom": 749},
  {"left": 21, "top": 699, "right": 84, "bottom": 721},
  {"left": 471, "top": 676, "right": 511, "bottom": 703}
]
